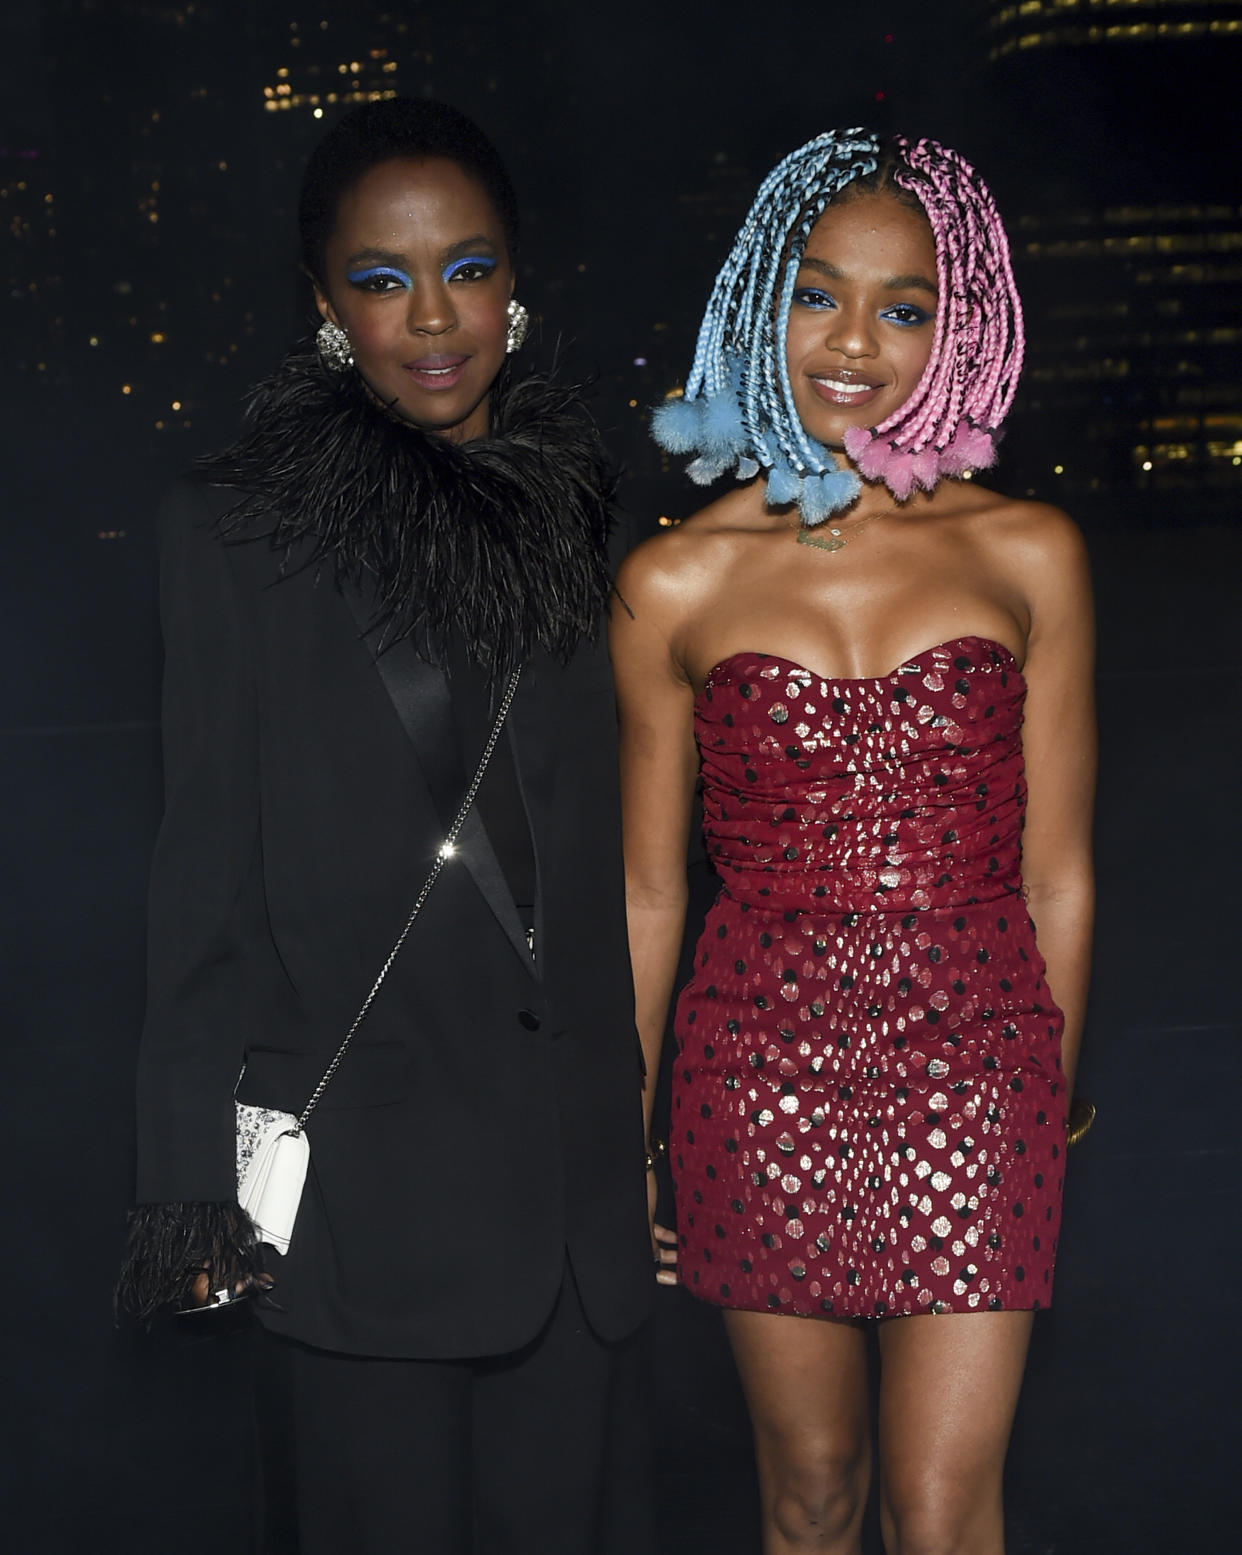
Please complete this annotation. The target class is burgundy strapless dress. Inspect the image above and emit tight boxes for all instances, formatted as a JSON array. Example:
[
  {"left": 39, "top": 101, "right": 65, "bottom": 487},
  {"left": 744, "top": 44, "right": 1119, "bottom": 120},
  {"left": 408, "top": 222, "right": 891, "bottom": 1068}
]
[{"left": 672, "top": 637, "right": 1066, "bottom": 1319}]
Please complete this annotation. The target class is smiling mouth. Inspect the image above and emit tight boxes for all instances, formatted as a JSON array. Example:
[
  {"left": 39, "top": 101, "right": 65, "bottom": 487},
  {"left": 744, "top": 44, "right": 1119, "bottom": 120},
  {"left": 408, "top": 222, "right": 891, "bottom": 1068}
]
[
  {"left": 403, "top": 354, "right": 470, "bottom": 389},
  {"left": 809, "top": 369, "right": 884, "bottom": 406}
]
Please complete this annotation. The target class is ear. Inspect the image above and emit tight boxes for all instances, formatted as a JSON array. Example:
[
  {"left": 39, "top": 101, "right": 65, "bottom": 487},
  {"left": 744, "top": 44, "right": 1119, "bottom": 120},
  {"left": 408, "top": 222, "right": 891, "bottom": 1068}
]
[{"left": 308, "top": 272, "right": 338, "bottom": 327}]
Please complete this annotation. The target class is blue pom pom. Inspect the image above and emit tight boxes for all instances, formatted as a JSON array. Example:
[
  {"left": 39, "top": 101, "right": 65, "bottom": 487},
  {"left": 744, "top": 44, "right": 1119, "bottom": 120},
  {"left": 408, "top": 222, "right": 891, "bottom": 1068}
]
[
  {"left": 764, "top": 460, "right": 802, "bottom": 506},
  {"left": 797, "top": 477, "right": 835, "bottom": 524},
  {"left": 651, "top": 396, "right": 702, "bottom": 454},
  {"left": 697, "top": 379, "right": 746, "bottom": 459},
  {"left": 798, "top": 468, "right": 860, "bottom": 523},
  {"left": 686, "top": 453, "right": 730, "bottom": 486},
  {"left": 821, "top": 466, "right": 862, "bottom": 510},
  {"left": 735, "top": 456, "right": 760, "bottom": 480}
]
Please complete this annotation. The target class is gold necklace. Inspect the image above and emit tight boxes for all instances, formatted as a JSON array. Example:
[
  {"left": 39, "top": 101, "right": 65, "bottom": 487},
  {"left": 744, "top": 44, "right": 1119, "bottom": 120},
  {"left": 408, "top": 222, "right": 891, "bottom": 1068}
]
[{"left": 794, "top": 505, "right": 897, "bottom": 554}]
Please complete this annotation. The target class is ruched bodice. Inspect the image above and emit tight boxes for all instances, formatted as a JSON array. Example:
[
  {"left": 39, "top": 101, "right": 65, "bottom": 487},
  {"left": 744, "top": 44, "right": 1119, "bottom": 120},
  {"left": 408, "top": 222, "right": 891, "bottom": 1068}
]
[
  {"left": 697, "top": 638, "right": 1025, "bottom": 916},
  {"left": 671, "top": 636, "right": 1067, "bottom": 1320}
]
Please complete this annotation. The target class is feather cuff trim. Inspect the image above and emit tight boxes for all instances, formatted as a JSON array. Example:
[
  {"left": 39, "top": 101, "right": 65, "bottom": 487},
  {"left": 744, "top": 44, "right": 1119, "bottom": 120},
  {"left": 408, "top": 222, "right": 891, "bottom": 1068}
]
[{"left": 116, "top": 1202, "right": 262, "bottom": 1325}]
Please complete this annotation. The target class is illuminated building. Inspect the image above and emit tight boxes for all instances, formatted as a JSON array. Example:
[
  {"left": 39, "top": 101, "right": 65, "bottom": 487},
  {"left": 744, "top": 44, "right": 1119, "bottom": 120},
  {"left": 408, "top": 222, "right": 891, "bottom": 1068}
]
[
  {"left": 34, "top": 4, "right": 257, "bottom": 421},
  {"left": 1010, "top": 201, "right": 1242, "bottom": 501},
  {"left": 261, "top": 13, "right": 411, "bottom": 118},
  {"left": 980, "top": 0, "right": 1242, "bottom": 59},
  {"left": 971, "top": 0, "right": 1242, "bottom": 517},
  {"left": 2, "top": 131, "right": 63, "bottom": 383}
]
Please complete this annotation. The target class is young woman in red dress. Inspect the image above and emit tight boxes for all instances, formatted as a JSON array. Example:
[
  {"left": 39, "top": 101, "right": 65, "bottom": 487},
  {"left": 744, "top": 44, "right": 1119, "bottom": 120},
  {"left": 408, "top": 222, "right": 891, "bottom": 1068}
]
[{"left": 613, "top": 131, "right": 1095, "bottom": 1555}]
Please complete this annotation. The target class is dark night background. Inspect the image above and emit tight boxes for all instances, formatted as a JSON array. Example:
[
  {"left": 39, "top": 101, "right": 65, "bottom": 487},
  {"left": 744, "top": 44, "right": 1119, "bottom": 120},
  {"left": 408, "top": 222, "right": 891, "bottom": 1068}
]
[{"left": 4, "top": 2, "right": 1240, "bottom": 1550}]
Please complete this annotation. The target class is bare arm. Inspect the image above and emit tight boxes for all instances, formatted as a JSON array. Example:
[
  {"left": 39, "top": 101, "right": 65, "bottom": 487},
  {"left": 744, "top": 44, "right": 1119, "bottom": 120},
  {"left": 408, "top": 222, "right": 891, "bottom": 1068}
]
[
  {"left": 609, "top": 545, "right": 702, "bottom": 1145},
  {"left": 1014, "top": 509, "right": 1097, "bottom": 1097}
]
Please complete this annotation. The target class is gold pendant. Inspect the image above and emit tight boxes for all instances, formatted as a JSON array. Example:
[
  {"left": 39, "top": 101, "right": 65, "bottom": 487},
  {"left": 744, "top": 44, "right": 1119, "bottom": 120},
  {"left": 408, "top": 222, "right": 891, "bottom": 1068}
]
[{"left": 797, "top": 527, "right": 846, "bottom": 552}]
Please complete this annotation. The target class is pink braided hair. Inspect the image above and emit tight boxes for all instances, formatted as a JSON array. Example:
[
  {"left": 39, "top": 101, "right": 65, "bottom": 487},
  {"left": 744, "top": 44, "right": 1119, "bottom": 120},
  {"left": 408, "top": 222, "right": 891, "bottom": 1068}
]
[{"left": 842, "top": 137, "right": 1025, "bottom": 499}]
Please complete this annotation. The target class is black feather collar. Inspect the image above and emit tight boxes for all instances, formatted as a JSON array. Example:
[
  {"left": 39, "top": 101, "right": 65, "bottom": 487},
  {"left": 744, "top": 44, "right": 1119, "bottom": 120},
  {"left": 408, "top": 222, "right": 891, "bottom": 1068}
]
[{"left": 197, "top": 349, "right": 616, "bottom": 684}]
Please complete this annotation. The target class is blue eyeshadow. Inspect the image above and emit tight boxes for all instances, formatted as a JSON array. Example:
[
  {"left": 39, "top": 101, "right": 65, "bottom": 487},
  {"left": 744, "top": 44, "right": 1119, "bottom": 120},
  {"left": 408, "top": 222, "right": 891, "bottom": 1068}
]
[
  {"left": 442, "top": 255, "right": 497, "bottom": 282},
  {"left": 346, "top": 265, "right": 412, "bottom": 287}
]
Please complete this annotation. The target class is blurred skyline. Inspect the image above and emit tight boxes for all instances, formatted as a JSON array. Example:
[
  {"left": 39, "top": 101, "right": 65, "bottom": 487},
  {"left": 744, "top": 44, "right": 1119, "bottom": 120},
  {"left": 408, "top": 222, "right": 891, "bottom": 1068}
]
[{"left": 3, "top": 0, "right": 1240, "bottom": 726}]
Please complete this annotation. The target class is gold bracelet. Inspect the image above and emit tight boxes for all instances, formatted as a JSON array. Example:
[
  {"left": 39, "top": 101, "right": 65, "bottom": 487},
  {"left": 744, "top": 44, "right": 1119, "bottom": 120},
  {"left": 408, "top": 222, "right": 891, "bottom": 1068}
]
[
  {"left": 1066, "top": 1097, "right": 1096, "bottom": 1148},
  {"left": 644, "top": 1136, "right": 667, "bottom": 1173}
]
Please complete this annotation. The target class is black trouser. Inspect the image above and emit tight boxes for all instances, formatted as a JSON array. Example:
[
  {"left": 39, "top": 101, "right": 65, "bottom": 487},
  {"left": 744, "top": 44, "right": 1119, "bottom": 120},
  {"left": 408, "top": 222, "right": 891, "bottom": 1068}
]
[{"left": 254, "top": 1264, "right": 655, "bottom": 1555}]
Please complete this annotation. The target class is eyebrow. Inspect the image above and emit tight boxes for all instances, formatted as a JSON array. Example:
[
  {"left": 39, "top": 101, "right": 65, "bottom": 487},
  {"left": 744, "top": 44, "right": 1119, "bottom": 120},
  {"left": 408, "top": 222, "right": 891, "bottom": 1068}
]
[
  {"left": 344, "top": 247, "right": 410, "bottom": 269},
  {"left": 442, "top": 234, "right": 498, "bottom": 260},
  {"left": 885, "top": 271, "right": 938, "bottom": 297},
  {"left": 798, "top": 256, "right": 938, "bottom": 297}
]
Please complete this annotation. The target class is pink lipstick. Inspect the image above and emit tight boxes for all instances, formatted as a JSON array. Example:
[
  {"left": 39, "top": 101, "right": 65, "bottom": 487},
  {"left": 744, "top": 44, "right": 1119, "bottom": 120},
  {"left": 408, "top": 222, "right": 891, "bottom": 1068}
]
[
  {"left": 403, "top": 353, "right": 469, "bottom": 391},
  {"left": 808, "top": 367, "right": 884, "bottom": 407}
]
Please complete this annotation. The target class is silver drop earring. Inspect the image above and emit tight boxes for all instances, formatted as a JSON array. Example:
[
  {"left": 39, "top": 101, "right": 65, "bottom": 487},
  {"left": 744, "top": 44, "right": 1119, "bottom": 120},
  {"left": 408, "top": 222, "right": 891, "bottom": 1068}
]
[
  {"left": 316, "top": 318, "right": 355, "bottom": 371},
  {"left": 505, "top": 299, "right": 529, "bottom": 355}
]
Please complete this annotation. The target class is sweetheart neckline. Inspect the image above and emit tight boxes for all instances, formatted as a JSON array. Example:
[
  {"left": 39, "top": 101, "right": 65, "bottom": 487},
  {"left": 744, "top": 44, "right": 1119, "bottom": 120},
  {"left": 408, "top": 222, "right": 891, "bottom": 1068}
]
[{"left": 698, "top": 636, "right": 1023, "bottom": 697}]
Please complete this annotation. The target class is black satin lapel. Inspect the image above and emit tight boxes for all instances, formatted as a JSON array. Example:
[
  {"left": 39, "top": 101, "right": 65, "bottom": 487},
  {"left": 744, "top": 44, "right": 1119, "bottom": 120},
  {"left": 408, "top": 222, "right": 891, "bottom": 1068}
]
[
  {"left": 341, "top": 581, "right": 535, "bottom": 977},
  {"left": 342, "top": 580, "right": 464, "bottom": 827}
]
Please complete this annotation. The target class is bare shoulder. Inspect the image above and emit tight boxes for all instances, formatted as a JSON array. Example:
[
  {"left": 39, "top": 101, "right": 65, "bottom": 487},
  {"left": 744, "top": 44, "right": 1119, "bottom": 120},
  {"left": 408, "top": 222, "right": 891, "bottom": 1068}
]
[
  {"left": 942, "top": 485, "right": 1089, "bottom": 609},
  {"left": 615, "top": 484, "right": 768, "bottom": 618},
  {"left": 953, "top": 486, "right": 1083, "bottom": 559}
]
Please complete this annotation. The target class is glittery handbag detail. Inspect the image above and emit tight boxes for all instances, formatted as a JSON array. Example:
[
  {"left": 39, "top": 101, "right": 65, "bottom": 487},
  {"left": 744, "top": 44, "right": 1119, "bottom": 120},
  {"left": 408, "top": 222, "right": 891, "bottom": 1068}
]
[
  {"left": 231, "top": 670, "right": 521, "bottom": 1256},
  {"left": 235, "top": 1103, "right": 308, "bottom": 1255}
]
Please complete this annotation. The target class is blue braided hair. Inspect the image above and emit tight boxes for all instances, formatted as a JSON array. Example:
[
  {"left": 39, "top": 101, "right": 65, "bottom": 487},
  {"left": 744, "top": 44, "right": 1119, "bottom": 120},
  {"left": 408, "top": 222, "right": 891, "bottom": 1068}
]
[{"left": 653, "top": 129, "right": 881, "bottom": 523}]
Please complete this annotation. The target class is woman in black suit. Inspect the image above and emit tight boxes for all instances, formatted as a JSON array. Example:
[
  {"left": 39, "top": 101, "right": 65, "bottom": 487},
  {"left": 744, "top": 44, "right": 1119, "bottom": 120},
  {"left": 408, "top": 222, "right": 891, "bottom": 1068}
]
[{"left": 119, "top": 98, "right": 656, "bottom": 1554}]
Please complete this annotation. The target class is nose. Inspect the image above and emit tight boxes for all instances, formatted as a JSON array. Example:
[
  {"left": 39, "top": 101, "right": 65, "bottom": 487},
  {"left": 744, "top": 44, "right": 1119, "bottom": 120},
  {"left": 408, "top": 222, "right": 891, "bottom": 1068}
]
[
  {"left": 406, "top": 278, "right": 456, "bottom": 336},
  {"left": 822, "top": 301, "right": 877, "bottom": 360}
]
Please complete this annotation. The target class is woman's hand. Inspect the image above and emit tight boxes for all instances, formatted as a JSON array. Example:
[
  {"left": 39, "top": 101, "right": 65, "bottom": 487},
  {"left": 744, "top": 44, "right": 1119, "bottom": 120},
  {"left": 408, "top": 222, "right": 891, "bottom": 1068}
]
[
  {"left": 648, "top": 1168, "right": 678, "bottom": 1287},
  {"left": 117, "top": 1202, "right": 275, "bottom": 1325},
  {"left": 178, "top": 1263, "right": 276, "bottom": 1314}
]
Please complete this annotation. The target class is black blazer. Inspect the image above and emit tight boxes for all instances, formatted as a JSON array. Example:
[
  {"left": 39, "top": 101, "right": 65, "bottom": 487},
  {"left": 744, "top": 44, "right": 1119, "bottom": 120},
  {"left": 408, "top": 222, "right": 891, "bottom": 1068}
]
[{"left": 135, "top": 476, "right": 652, "bottom": 1359}]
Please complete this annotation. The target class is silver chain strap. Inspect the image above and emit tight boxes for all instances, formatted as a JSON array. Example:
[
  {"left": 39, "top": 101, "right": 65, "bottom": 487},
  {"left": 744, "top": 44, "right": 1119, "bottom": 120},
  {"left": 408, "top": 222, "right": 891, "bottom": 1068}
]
[{"left": 292, "top": 669, "right": 522, "bottom": 1134}]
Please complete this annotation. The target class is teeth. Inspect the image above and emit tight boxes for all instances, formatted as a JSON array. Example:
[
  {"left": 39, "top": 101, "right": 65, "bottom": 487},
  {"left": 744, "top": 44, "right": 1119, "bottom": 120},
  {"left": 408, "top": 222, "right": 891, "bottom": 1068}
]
[{"left": 816, "top": 376, "right": 873, "bottom": 392}]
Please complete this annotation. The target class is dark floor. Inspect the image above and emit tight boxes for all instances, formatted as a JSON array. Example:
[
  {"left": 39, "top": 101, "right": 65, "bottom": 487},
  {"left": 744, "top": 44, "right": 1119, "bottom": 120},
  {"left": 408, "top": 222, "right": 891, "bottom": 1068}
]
[{"left": 5, "top": 524, "right": 1240, "bottom": 1550}]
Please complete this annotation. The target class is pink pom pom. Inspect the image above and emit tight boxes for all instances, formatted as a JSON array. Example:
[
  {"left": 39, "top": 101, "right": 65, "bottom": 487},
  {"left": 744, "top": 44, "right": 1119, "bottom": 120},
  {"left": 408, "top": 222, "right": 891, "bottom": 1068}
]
[
  {"left": 846, "top": 420, "right": 999, "bottom": 498},
  {"left": 910, "top": 448, "right": 941, "bottom": 491},
  {"left": 844, "top": 429, "right": 917, "bottom": 499},
  {"left": 842, "top": 426, "right": 872, "bottom": 464},
  {"left": 939, "top": 422, "right": 997, "bottom": 475}
]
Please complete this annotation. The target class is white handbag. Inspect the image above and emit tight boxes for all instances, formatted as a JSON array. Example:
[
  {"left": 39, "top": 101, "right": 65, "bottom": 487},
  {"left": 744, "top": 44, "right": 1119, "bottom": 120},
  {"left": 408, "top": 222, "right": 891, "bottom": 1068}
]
[
  {"left": 233, "top": 670, "right": 520, "bottom": 1255},
  {"left": 235, "top": 1104, "right": 309, "bottom": 1255}
]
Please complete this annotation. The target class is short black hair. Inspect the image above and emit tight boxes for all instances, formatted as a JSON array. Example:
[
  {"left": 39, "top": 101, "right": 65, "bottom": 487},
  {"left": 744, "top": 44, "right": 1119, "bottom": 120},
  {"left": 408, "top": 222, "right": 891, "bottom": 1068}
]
[{"left": 298, "top": 98, "right": 519, "bottom": 283}]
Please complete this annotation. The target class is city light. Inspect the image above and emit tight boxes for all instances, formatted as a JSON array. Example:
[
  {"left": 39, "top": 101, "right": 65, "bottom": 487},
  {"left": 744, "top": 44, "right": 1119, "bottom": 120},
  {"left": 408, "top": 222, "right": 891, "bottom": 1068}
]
[{"left": 7, "top": 2, "right": 1235, "bottom": 528}]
